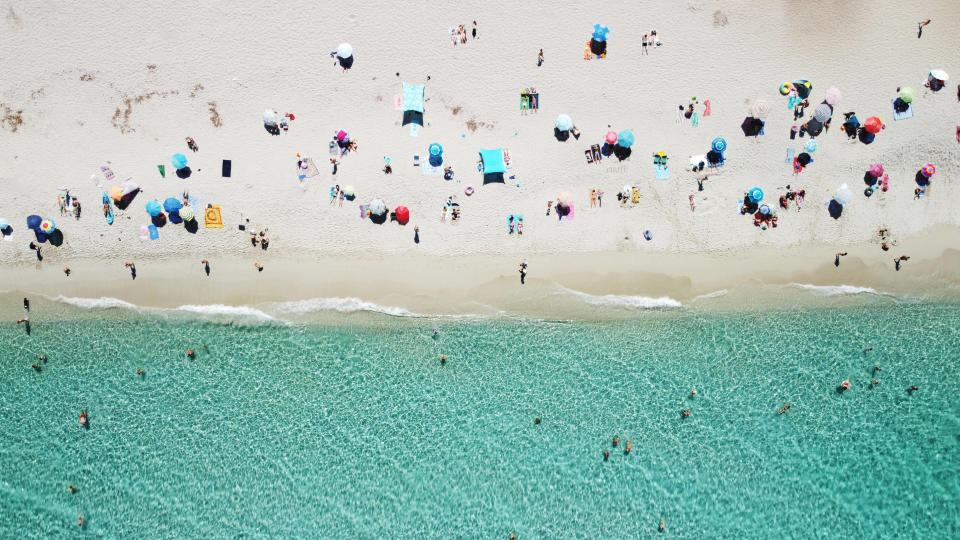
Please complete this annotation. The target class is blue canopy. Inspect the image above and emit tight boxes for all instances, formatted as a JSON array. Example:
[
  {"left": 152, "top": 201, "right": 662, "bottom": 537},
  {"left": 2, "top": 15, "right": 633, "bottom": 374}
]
[
  {"left": 749, "top": 187, "right": 764, "bottom": 203},
  {"left": 429, "top": 143, "right": 443, "bottom": 157},
  {"left": 479, "top": 148, "right": 506, "bottom": 174},
  {"left": 712, "top": 137, "right": 727, "bottom": 153},
  {"left": 402, "top": 82, "right": 424, "bottom": 113},
  {"left": 163, "top": 197, "right": 182, "bottom": 213},
  {"left": 27, "top": 214, "right": 42, "bottom": 229},
  {"left": 171, "top": 153, "right": 188, "bottom": 170},
  {"left": 592, "top": 24, "right": 609, "bottom": 42},
  {"left": 555, "top": 114, "right": 572, "bottom": 131},
  {"left": 616, "top": 130, "right": 635, "bottom": 148},
  {"left": 146, "top": 200, "right": 162, "bottom": 216}
]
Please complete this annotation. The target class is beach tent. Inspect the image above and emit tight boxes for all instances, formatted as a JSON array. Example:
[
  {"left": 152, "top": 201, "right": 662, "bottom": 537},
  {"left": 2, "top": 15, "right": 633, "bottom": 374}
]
[
  {"left": 402, "top": 82, "right": 425, "bottom": 126},
  {"left": 824, "top": 86, "right": 842, "bottom": 106},
  {"left": 479, "top": 148, "right": 507, "bottom": 184}
]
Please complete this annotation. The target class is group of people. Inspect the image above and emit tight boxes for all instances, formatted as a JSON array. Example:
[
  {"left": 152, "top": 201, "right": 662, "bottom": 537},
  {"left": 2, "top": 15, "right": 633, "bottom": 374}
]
[
  {"left": 778, "top": 189, "right": 806, "bottom": 211},
  {"left": 58, "top": 190, "right": 82, "bottom": 220},
  {"left": 450, "top": 21, "right": 477, "bottom": 45}
]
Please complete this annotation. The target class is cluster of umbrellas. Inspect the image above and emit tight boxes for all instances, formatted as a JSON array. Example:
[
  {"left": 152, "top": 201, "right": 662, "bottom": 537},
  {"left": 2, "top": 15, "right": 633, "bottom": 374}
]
[
  {"left": 25, "top": 214, "right": 62, "bottom": 244},
  {"left": 145, "top": 198, "right": 195, "bottom": 222},
  {"left": 605, "top": 129, "right": 635, "bottom": 148}
]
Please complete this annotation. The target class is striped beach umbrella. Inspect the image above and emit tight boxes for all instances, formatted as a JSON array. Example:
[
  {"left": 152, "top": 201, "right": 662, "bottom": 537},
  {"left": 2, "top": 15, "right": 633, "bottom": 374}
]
[
  {"left": 813, "top": 103, "right": 833, "bottom": 122},
  {"left": 921, "top": 164, "right": 935, "bottom": 178},
  {"left": 39, "top": 219, "right": 56, "bottom": 234},
  {"left": 749, "top": 187, "right": 763, "bottom": 202},
  {"left": 750, "top": 99, "right": 770, "bottom": 119},
  {"left": 711, "top": 137, "right": 727, "bottom": 153},
  {"left": 178, "top": 206, "right": 195, "bottom": 221}
]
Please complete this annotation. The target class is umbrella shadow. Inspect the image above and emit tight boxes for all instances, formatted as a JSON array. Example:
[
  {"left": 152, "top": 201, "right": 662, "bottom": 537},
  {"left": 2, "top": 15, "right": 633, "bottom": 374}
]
[
  {"left": 151, "top": 214, "right": 167, "bottom": 228},
  {"left": 863, "top": 171, "right": 878, "bottom": 186},
  {"left": 828, "top": 200, "right": 844, "bottom": 219},
  {"left": 116, "top": 190, "right": 140, "bottom": 211},
  {"left": 369, "top": 212, "right": 388, "bottom": 225},
  {"left": 858, "top": 129, "right": 875, "bottom": 144},
  {"left": 483, "top": 172, "right": 505, "bottom": 185},
  {"left": 402, "top": 110, "right": 423, "bottom": 126},
  {"left": 1, "top": 225, "right": 12, "bottom": 237},
  {"left": 613, "top": 145, "right": 632, "bottom": 161},
  {"left": 184, "top": 220, "right": 199, "bottom": 234},
  {"left": 264, "top": 124, "right": 280, "bottom": 135},
  {"left": 554, "top": 128, "right": 570, "bottom": 142},
  {"left": 915, "top": 170, "right": 929, "bottom": 186},
  {"left": 176, "top": 167, "right": 192, "bottom": 179},
  {"left": 47, "top": 230, "right": 64, "bottom": 247},
  {"left": 338, "top": 56, "right": 354, "bottom": 70}
]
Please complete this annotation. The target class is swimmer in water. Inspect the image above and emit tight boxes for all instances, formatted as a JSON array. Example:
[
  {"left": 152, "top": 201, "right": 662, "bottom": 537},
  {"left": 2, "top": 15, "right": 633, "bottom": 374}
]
[
  {"left": 660, "top": 518, "right": 665, "bottom": 532},
  {"left": 137, "top": 369, "right": 145, "bottom": 376},
  {"left": 778, "top": 404, "right": 791, "bottom": 415},
  {"left": 681, "top": 410, "right": 691, "bottom": 417},
  {"left": 625, "top": 441, "right": 632, "bottom": 454},
  {"left": 613, "top": 437, "right": 619, "bottom": 446},
  {"left": 433, "top": 329, "right": 439, "bottom": 337},
  {"left": 77, "top": 511, "right": 84, "bottom": 527},
  {"left": 187, "top": 349, "right": 195, "bottom": 358},
  {"left": 440, "top": 355, "right": 447, "bottom": 365},
  {"left": 690, "top": 389, "right": 698, "bottom": 396},
  {"left": 68, "top": 484, "right": 76, "bottom": 493},
  {"left": 32, "top": 363, "right": 41, "bottom": 372},
  {"left": 840, "top": 378, "right": 851, "bottom": 391},
  {"left": 603, "top": 450, "right": 610, "bottom": 461},
  {"left": 79, "top": 410, "right": 88, "bottom": 428}
]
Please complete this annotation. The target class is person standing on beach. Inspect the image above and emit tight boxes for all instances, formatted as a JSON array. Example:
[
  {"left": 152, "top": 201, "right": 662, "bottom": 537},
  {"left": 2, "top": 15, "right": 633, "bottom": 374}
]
[
  {"left": 641, "top": 35, "right": 648, "bottom": 55},
  {"left": 519, "top": 261, "right": 528, "bottom": 285},
  {"left": 201, "top": 259, "right": 210, "bottom": 276},
  {"left": 537, "top": 49, "right": 544, "bottom": 66},
  {"left": 918, "top": 19, "right": 930, "bottom": 38},
  {"left": 125, "top": 262, "right": 136, "bottom": 280},
  {"left": 834, "top": 252, "right": 847, "bottom": 267},
  {"left": 472, "top": 20, "right": 477, "bottom": 39}
]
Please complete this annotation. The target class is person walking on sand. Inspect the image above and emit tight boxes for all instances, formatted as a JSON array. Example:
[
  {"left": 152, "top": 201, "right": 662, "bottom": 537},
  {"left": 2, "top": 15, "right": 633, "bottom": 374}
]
[
  {"left": 642, "top": 34, "right": 648, "bottom": 55},
  {"left": 537, "top": 48, "right": 544, "bottom": 67},
  {"left": 63, "top": 266, "right": 71, "bottom": 276},
  {"left": 689, "top": 194, "right": 696, "bottom": 212},
  {"left": 519, "top": 261, "right": 528, "bottom": 285},
  {"left": 125, "top": 261, "right": 136, "bottom": 280},
  {"left": 917, "top": 19, "right": 930, "bottom": 38},
  {"left": 472, "top": 20, "right": 477, "bottom": 39},
  {"left": 254, "top": 262, "right": 264, "bottom": 272},
  {"left": 201, "top": 259, "right": 210, "bottom": 276},
  {"left": 834, "top": 252, "right": 847, "bottom": 267}
]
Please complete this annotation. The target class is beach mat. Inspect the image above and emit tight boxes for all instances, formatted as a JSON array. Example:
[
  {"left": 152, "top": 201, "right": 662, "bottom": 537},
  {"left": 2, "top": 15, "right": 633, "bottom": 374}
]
[
  {"left": 204, "top": 205, "right": 224, "bottom": 228},
  {"left": 148, "top": 224, "right": 159, "bottom": 240},
  {"left": 785, "top": 148, "right": 795, "bottom": 163},
  {"left": 298, "top": 158, "right": 319, "bottom": 180},
  {"left": 892, "top": 99, "right": 914, "bottom": 121},
  {"left": 221, "top": 159, "right": 231, "bottom": 178},
  {"left": 507, "top": 214, "right": 524, "bottom": 232},
  {"left": 655, "top": 164, "right": 669, "bottom": 179},
  {"left": 359, "top": 204, "right": 370, "bottom": 219}
]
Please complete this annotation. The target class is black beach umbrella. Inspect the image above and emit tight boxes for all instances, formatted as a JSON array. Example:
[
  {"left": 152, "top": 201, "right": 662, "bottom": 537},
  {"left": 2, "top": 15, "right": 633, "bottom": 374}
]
[{"left": 797, "top": 152, "right": 811, "bottom": 166}]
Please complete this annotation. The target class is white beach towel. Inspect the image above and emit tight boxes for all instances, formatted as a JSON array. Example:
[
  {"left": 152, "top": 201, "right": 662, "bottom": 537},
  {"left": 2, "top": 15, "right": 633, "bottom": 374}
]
[{"left": 421, "top": 161, "right": 442, "bottom": 175}]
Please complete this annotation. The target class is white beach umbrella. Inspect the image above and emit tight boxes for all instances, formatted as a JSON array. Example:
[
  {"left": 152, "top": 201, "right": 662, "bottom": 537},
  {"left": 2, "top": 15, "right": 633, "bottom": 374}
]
[
  {"left": 833, "top": 184, "right": 853, "bottom": 206},
  {"left": 930, "top": 69, "right": 949, "bottom": 81},
  {"left": 337, "top": 43, "right": 353, "bottom": 59},
  {"left": 263, "top": 109, "right": 278, "bottom": 126},
  {"left": 750, "top": 99, "right": 771, "bottom": 119},
  {"left": 368, "top": 198, "right": 387, "bottom": 216},
  {"left": 120, "top": 178, "right": 139, "bottom": 196},
  {"left": 556, "top": 191, "right": 574, "bottom": 207}
]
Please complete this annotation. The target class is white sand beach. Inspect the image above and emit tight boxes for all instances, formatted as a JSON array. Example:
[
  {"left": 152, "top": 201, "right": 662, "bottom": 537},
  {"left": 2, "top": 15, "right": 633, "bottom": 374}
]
[{"left": 1, "top": 0, "right": 959, "bottom": 309}]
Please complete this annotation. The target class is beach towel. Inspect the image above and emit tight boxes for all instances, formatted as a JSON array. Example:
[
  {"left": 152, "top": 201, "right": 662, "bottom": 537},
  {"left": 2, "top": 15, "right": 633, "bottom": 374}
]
[
  {"left": 421, "top": 160, "right": 442, "bottom": 175},
  {"left": 148, "top": 224, "right": 159, "bottom": 240},
  {"left": 691, "top": 112, "right": 699, "bottom": 127},
  {"left": 583, "top": 40, "right": 593, "bottom": 60},
  {"left": 298, "top": 158, "right": 319, "bottom": 180},
  {"left": 409, "top": 123, "right": 420, "bottom": 137},
  {"left": 157, "top": 165, "right": 165, "bottom": 178},
  {"left": 892, "top": 99, "right": 914, "bottom": 121},
  {"left": 139, "top": 225, "right": 149, "bottom": 241},
  {"left": 394, "top": 94, "right": 403, "bottom": 111},
  {"left": 736, "top": 199, "right": 744, "bottom": 214},
  {"left": 631, "top": 188, "right": 640, "bottom": 203},
  {"left": 655, "top": 164, "right": 669, "bottom": 180},
  {"left": 703, "top": 100, "right": 711, "bottom": 116},
  {"left": 759, "top": 121, "right": 765, "bottom": 135},
  {"left": 507, "top": 214, "right": 524, "bottom": 231},
  {"left": 401, "top": 82, "right": 425, "bottom": 113},
  {"left": 785, "top": 148, "right": 795, "bottom": 163},
  {"left": 560, "top": 204, "right": 574, "bottom": 220},
  {"left": 204, "top": 205, "right": 224, "bottom": 228}
]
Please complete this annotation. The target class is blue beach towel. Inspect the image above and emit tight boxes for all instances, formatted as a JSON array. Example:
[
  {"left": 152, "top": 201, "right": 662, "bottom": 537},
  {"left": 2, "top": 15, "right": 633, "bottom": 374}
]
[
  {"left": 148, "top": 224, "right": 159, "bottom": 240},
  {"left": 785, "top": 148, "right": 795, "bottom": 163},
  {"left": 655, "top": 164, "right": 669, "bottom": 179},
  {"left": 892, "top": 99, "right": 914, "bottom": 121}
]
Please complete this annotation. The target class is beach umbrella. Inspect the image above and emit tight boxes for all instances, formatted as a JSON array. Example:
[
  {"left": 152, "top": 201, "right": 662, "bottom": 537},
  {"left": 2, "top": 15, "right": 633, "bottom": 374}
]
[
  {"left": 749, "top": 187, "right": 764, "bottom": 203},
  {"left": 921, "top": 164, "right": 935, "bottom": 178},
  {"left": 605, "top": 131, "right": 618, "bottom": 144},
  {"left": 899, "top": 87, "right": 915, "bottom": 103},
  {"left": 863, "top": 117, "right": 882, "bottom": 134},
  {"left": 369, "top": 198, "right": 387, "bottom": 216},
  {"left": 793, "top": 80, "right": 812, "bottom": 99},
  {"left": 109, "top": 185, "right": 123, "bottom": 201},
  {"left": 824, "top": 86, "right": 842, "bottom": 106},
  {"left": 428, "top": 143, "right": 443, "bottom": 157},
  {"left": 39, "top": 219, "right": 56, "bottom": 234},
  {"left": 557, "top": 191, "right": 574, "bottom": 207},
  {"left": 759, "top": 204, "right": 772, "bottom": 215},
  {"left": 805, "top": 139, "right": 817, "bottom": 152},
  {"left": 336, "top": 42, "right": 353, "bottom": 59},
  {"left": 171, "top": 153, "right": 188, "bottom": 170},
  {"left": 555, "top": 114, "right": 573, "bottom": 131},
  {"left": 750, "top": 99, "right": 770, "bottom": 119},
  {"left": 834, "top": 184, "right": 853, "bottom": 206},
  {"left": 178, "top": 206, "right": 195, "bottom": 221},
  {"left": 121, "top": 179, "right": 139, "bottom": 196},
  {"left": 27, "top": 215, "right": 42, "bottom": 229},
  {"left": 343, "top": 185, "right": 355, "bottom": 197},
  {"left": 869, "top": 163, "right": 884, "bottom": 178},
  {"left": 146, "top": 200, "right": 162, "bottom": 216},
  {"left": 163, "top": 197, "right": 182, "bottom": 213},
  {"left": 0, "top": 218, "right": 7, "bottom": 231},
  {"left": 263, "top": 109, "right": 279, "bottom": 126},
  {"left": 394, "top": 206, "right": 409, "bottom": 224},
  {"left": 930, "top": 69, "right": 949, "bottom": 82},
  {"left": 797, "top": 152, "right": 811, "bottom": 166},
  {"left": 711, "top": 137, "right": 727, "bottom": 153},
  {"left": 592, "top": 24, "right": 609, "bottom": 42},
  {"left": 813, "top": 103, "right": 833, "bottom": 122},
  {"left": 616, "top": 130, "right": 635, "bottom": 148}
]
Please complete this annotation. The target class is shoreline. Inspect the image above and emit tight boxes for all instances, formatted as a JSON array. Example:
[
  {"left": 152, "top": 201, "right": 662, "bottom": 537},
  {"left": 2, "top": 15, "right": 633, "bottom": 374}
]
[{"left": 3, "top": 225, "right": 958, "bottom": 320}]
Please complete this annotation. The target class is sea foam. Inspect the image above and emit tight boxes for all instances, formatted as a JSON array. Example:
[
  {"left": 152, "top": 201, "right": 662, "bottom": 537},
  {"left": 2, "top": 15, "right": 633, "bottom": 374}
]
[
  {"left": 558, "top": 287, "right": 682, "bottom": 309},
  {"left": 787, "top": 283, "right": 885, "bottom": 296},
  {"left": 269, "top": 297, "right": 419, "bottom": 317},
  {"left": 52, "top": 295, "right": 138, "bottom": 310}
]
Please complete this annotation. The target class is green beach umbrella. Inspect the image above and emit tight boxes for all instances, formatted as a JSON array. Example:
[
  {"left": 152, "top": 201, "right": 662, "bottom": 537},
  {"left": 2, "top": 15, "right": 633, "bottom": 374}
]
[{"left": 899, "top": 87, "right": 915, "bottom": 103}]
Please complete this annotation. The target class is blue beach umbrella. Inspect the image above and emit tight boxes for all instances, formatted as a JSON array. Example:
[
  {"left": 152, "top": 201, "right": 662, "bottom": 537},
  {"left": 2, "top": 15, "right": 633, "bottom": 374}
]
[
  {"left": 163, "top": 197, "right": 182, "bottom": 213},
  {"left": 428, "top": 143, "right": 443, "bottom": 157},
  {"left": 146, "top": 200, "right": 162, "bottom": 216},
  {"left": 0, "top": 218, "right": 8, "bottom": 230},
  {"left": 171, "top": 153, "right": 188, "bottom": 170},
  {"left": 759, "top": 204, "right": 771, "bottom": 215},
  {"left": 555, "top": 114, "right": 573, "bottom": 131},
  {"left": 616, "top": 130, "right": 635, "bottom": 148},
  {"left": 749, "top": 187, "right": 764, "bottom": 202},
  {"left": 712, "top": 137, "right": 727, "bottom": 153},
  {"left": 592, "top": 24, "right": 609, "bottom": 42},
  {"left": 27, "top": 214, "right": 42, "bottom": 229}
]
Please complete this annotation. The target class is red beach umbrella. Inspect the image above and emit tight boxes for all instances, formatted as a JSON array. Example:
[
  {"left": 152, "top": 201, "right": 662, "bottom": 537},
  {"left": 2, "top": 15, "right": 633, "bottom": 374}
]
[
  {"left": 395, "top": 206, "right": 410, "bottom": 224},
  {"left": 863, "top": 117, "right": 882, "bottom": 134}
]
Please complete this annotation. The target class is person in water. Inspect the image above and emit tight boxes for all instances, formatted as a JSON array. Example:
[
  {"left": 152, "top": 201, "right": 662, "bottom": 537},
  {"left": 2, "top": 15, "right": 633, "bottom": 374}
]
[
  {"left": 187, "top": 349, "right": 195, "bottom": 358},
  {"left": 79, "top": 410, "right": 88, "bottom": 428}
]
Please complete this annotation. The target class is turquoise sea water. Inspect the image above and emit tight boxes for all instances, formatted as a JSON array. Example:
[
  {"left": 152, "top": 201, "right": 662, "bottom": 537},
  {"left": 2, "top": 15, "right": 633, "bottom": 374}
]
[{"left": 1, "top": 299, "right": 959, "bottom": 538}]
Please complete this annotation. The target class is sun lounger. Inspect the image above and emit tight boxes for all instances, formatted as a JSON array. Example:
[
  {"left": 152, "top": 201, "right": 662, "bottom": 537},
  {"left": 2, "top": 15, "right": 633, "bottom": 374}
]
[
  {"left": 655, "top": 164, "right": 669, "bottom": 180},
  {"left": 631, "top": 188, "right": 640, "bottom": 203},
  {"left": 892, "top": 99, "right": 914, "bottom": 121},
  {"left": 703, "top": 100, "right": 711, "bottom": 116}
]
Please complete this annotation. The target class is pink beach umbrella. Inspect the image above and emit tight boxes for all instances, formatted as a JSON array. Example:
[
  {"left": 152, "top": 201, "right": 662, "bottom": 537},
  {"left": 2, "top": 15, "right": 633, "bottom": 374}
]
[
  {"left": 921, "top": 164, "right": 935, "bottom": 178},
  {"left": 869, "top": 163, "right": 884, "bottom": 178},
  {"left": 824, "top": 86, "right": 842, "bottom": 106},
  {"left": 605, "top": 131, "right": 618, "bottom": 144}
]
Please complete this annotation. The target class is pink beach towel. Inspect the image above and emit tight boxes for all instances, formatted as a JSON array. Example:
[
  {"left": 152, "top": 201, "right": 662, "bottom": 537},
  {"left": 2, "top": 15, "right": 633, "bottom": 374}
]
[
  {"left": 561, "top": 205, "right": 575, "bottom": 220},
  {"left": 703, "top": 100, "right": 711, "bottom": 116},
  {"left": 394, "top": 94, "right": 403, "bottom": 111}
]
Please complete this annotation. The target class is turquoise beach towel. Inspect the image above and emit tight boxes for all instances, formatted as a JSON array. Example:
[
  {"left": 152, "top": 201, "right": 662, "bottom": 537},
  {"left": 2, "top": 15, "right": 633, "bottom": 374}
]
[
  {"left": 785, "top": 148, "right": 795, "bottom": 163},
  {"left": 691, "top": 112, "right": 699, "bottom": 127},
  {"left": 655, "top": 164, "right": 669, "bottom": 179}
]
